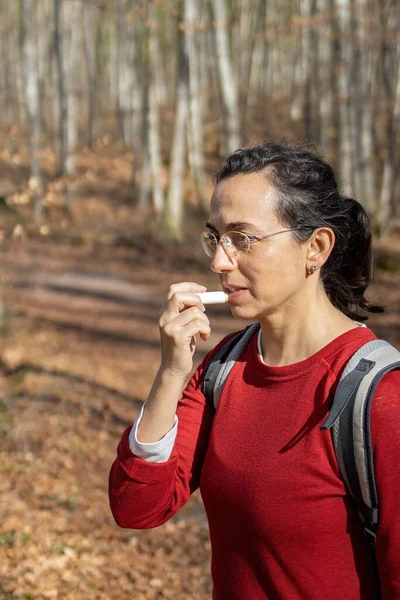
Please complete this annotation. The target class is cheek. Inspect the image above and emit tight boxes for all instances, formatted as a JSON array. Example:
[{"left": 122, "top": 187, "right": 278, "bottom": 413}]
[{"left": 248, "top": 249, "right": 305, "bottom": 293}]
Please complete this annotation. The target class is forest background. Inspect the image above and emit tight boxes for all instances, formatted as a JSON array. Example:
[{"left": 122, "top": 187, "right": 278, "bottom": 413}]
[{"left": 1, "top": 1, "right": 400, "bottom": 599}]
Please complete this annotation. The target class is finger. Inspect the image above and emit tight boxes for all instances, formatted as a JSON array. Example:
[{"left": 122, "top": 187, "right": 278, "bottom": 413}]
[
  {"left": 161, "top": 291, "right": 206, "bottom": 322},
  {"left": 178, "top": 319, "right": 211, "bottom": 342},
  {"left": 199, "top": 329, "right": 211, "bottom": 342},
  {"left": 167, "top": 282, "right": 207, "bottom": 300},
  {"left": 162, "top": 306, "right": 210, "bottom": 337}
]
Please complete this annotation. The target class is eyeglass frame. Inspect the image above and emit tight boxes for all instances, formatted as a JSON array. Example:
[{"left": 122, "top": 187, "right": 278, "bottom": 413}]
[{"left": 200, "top": 227, "right": 309, "bottom": 258}]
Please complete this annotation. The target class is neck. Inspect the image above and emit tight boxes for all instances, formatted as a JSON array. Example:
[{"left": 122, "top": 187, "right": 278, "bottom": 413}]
[{"left": 258, "top": 286, "right": 359, "bottom": 367}]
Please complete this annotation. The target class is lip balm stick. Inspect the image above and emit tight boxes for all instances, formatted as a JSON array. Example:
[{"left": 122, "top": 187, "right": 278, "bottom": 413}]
[{"left": 195, "top": 291, "right": 229, "bottom": 305}]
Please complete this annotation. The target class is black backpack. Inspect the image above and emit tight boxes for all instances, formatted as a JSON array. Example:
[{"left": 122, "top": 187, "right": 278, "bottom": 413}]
[{"left": 202, "top": 322, "right": 400, "bottom": 551}]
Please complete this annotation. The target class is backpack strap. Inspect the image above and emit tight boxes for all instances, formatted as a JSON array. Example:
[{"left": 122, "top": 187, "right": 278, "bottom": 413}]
[
  {"left": 202, "top": 322, "right": 260, "bottom": 409},
  {"left": 321, "top": 340, "right": 400, "bottom": 545}
]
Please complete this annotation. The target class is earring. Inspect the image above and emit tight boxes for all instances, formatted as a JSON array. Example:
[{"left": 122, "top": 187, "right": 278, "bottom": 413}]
[{"left": 308, "top": 263, "right": 317, "bottom": 275}]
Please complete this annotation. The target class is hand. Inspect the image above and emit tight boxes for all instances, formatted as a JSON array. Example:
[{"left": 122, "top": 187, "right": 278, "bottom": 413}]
[{"left": 159, "top": 282, "right": 211, "bottom": 378}]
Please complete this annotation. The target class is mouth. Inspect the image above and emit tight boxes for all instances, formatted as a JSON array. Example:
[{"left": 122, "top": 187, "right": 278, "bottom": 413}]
[{"left": 223, "top": 285, "right": 248, "bottom": 300}]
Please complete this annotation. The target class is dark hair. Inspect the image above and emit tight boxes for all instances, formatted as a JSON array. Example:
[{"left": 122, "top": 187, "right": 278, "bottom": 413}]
[{"left": 214, "top": 141, "right": 384, "bottom": 321}]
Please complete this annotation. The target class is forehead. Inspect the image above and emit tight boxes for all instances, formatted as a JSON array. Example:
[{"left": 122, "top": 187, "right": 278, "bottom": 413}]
[{"left": 209, "top": 172, "right": 281, "bottom": 231}]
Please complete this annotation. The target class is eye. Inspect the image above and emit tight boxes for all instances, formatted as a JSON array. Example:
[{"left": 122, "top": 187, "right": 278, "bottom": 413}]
[
  {"left": 231, "top": 231, "right": 250, "bottom": 249},
  {"left": 206, "top": 232, "right": 218, "bottom": 245}
]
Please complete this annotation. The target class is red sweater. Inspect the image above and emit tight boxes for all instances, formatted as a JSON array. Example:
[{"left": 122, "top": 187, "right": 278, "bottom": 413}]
[{"left": 109, "top": 327, "right": 400, "bottom": 599}]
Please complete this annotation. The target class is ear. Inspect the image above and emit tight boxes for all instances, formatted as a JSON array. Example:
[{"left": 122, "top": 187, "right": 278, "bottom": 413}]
[{"left": 306, "top": 228, "right": 335, "bottom": 270}]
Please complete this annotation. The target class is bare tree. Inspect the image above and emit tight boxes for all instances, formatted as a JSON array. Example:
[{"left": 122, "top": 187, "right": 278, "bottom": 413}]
[
  {"left": 336, "top": 0, "right": 355, "bottom": 197},
  {"left": 185, "top": 0, "right": 208, "bottom": 209},
  {"left": 164, "top": 7, "right": 189, "bottom": 240},
  {"left": 148, "top": 3, "right": 164, "bottom": 216},
  {"left": 21, "top": 0, "right": 43, "bottom": 223},
  {"left": 53, "top": 0, "right": 68, "bottom": 175},
  {"left": 82, "top": 1, "right": 101, "bottom": 148},
  {"left": 64, "top": 0, "right": 81, "bottom": 175},
  {"left": 317, "top": 0, "right": 336, "bottom": 161},
  {"left": 378, "top": 2, "right": 400, "bottom": 234},
  {"left": 211, "top": 0, "right": 241, "bottom": 153}
]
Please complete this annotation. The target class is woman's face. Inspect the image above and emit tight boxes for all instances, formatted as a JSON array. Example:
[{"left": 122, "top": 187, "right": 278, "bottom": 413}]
[{"left": 207, "top": 172, "right": 311, "bottom": 322}]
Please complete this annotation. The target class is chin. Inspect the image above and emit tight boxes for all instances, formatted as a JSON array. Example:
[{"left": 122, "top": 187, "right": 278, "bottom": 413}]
[
  {"left": 230, "top": 305, "right": 260, "bottom": 321},
  {"left": 230, "top": 300, "right": 276, "bottom": 322}
]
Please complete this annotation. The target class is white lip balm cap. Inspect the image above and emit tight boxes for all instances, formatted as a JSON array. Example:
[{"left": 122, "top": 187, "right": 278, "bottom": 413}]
[{"left": 195, "top": 291, "right": 229, "bottom": 305}]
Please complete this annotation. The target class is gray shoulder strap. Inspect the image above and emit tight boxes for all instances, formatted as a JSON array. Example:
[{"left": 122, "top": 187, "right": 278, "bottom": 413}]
[
  {"left": 322, "top": 340, "right": 400, "bottom": 535},
  {"left": 212, "top": 322, "right": 260, "bottom": 409}
]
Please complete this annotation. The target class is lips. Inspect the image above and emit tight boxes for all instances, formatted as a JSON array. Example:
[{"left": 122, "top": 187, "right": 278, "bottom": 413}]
[
  {"left": 224, "top": 285, "right": 248, "bottom": 293},
  {"left": 223, "top": 285, "right": 248, "bottom": 301}
]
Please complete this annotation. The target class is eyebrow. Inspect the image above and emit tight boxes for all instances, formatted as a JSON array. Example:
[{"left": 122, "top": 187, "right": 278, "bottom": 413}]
[{"left": 205, "top": 221, "right": 257, "bottom": 232}]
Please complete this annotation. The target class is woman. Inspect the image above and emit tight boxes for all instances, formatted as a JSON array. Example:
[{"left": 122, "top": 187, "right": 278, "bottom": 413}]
[{"left": 109, "top": 142, "right": 400, "bottom": 599}]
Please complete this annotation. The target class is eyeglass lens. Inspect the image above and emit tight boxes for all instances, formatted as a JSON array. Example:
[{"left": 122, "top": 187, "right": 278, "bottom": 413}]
[{"left": 201, "top": 231, "right": 249, "bottom": 257}]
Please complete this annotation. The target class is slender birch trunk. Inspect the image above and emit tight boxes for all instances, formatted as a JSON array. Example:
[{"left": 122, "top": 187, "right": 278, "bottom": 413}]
[
  {"left": 131, "top": 21, "right": 143, "bottom": 156},
  {"left": 347, "top": 0, "right": 364, "bottom": 202},
  {"left": 238, "top": 0, "right": 261, "bottom": 134},
  {"left": 139, "top": 65, "right": 151, "bottom": 207},
  {"left": 22, "top": 0, "right": 43, "bottom": 224},
  {"left": 336, "top": 0, "right": 355, "bottom": 196},
  {"left": 130, "top": 13, "right": 145, "bottom": 196},
  {"left": 378, "top": 54, "right": 400, "bottom": 233},
  {"left": 295, "top": 0, "right": 318, "bottom": 141},
  {"left": 114, "top": 2, "right": 125, "bottom": 143},
  {"left": 356, "top": 0, "right": 376, "bottom": 214},
  {"left": 211, "top": 0, "right": 241, "bottom": 153},
  {"left": 35, "top": 1, "right": 50, "bottom": 135},
  {"left": 318, "top": 0, "right": 336, "bottom": 161},
  {"left": 82, "top": 2, "right": 100, "bottom": 148},
  {"left": 164, "top": 9, "right": 190, "bottom": 240},
  {"left": 1, "top": 18, "right": 13, "bottom": 125},
  {"left": 247, "top": 1, "right": 267, "bottom": 125},
  {"left": 290, "top": 0, "right": 309, "bottom": 125},
  {"left": 148, "top": 5, "right": 164, "bottom": 215},
  {"left": 53, "top": 0, "right": 68, "bottom": 175},
  {"left": 64, "top": 0, "right": 81, "bottom": 175},
  {"left": 184, "top": 0, "right": 208, "bottom": 209}
]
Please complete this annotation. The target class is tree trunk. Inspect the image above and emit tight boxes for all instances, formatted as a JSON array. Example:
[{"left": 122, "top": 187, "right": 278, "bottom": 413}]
[
  {"left": 238, "top": 0, "right": 262, "bottom": 135},
  {"left": 64, "top": 0, "right": 81, "bottom": 175},
  {"left": 378, "top": 57, "right": 400, "bottom": 234},
  {"left": 22, "top": 0, "right": 43, "bottom": 224},
  {"left": 1, "top": 12, "right": 15, "bottom": 126},
  {"left": 211, "top": 0, "right": 241, "bottom": 153},
  {"left": 294, "top": 0, "right": 319, "bottom": 141},
  {"left": 318, "top": 0, "right": 336, "bottom": 161},
  {"left": 336, "top": 0, "right": 355, "bottom": 197},
  {"left": 139, "top": 64, "right": 151, "bottom": 207},
  {"left": 148, "top": 5, "right": 164, "bottom": 215},
  {"left": 53, "top": 0, "right": 68, "bottom": 175},
  {"left": 131, "top": 14, "right": 144, "bottom": 155},
  {"left": 82, "top": 1, "right": 101, "bottom": 148},
  {"left": 164, "top": 10, "right": 190, "bottom": 241},
  {"left": 357, "top": 0, "right": 376, "bottom": 214},
  {"left": 114, "top": 1, "right": 125, "bottom": 143},
  {"left": 184, "top": 0, "right": 208, "bottom": 210}
]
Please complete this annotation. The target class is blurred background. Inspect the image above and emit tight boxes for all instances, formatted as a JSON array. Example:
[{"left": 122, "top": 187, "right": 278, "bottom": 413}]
[{"left": 0, "top": 1, "right": 400, "bottom": 598}]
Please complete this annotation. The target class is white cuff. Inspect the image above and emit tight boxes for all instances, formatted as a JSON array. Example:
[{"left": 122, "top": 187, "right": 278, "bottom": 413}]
[{"left": 128, "top": 404, "right": 178, "bottom": 463}]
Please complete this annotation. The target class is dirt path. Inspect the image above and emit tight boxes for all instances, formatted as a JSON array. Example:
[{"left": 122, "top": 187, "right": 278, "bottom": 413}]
[{"left": 1, "top": 237, "right": 400, "bottom": 599}]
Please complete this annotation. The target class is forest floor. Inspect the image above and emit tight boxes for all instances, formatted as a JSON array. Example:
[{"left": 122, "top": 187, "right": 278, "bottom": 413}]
[
  {"left": 0, "top": 143, "right": 400, "bottom": 599},
  {"left": 0, "top": 229, "right": 246, "bottom": 600}
]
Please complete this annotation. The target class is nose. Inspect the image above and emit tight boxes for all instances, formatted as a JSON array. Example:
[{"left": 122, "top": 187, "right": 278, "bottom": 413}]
[{"left": 210, "top": 242, "right": 237, "bottom": 273}]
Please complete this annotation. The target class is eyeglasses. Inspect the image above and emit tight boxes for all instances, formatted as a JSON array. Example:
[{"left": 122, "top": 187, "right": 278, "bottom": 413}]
[{"left": 200, "top": 228, "right": 299, "bottom": 258}]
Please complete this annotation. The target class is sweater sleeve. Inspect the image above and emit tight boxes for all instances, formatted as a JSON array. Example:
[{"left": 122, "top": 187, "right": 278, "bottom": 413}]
[
  {"left": 108, "top": 353, "right": 216, "bottom": 530},
  {"left": 371, "top": 370, "right": 400, "bottom": 598},
  {"left": 128, "top": 403, "right": 178, "bottom": 463}
]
